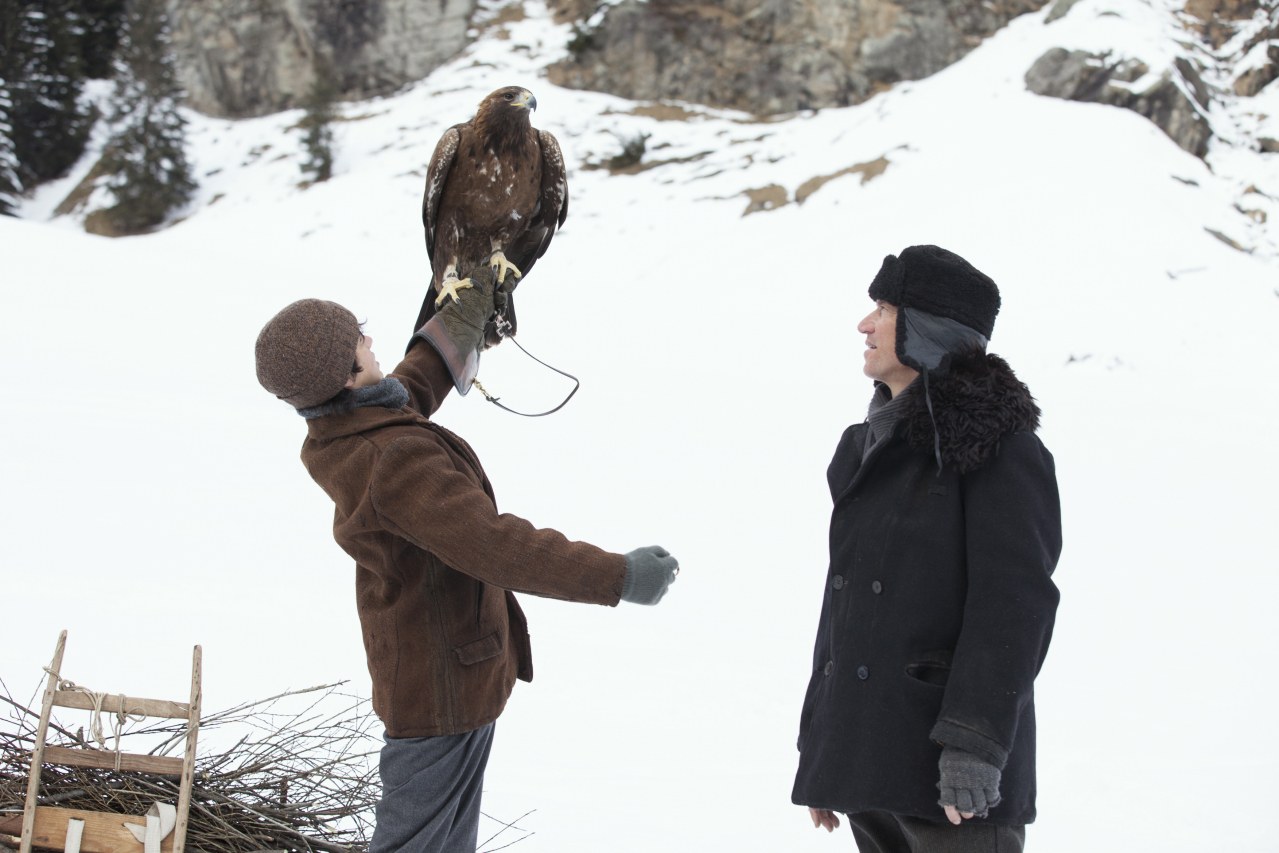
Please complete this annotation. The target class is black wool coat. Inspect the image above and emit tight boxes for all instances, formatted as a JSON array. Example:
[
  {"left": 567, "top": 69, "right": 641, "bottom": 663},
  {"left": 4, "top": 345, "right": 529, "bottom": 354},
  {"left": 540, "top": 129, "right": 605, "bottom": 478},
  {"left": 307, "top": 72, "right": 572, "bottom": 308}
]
[{"left": 792, "top": 351, "right": 1062, "bottom": 826}]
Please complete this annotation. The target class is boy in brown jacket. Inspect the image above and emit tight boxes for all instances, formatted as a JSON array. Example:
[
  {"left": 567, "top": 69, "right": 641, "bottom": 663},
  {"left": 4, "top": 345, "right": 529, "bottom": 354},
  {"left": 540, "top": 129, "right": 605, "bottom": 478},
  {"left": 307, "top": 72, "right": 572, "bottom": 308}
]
[{"left": 255, "top": 269, "right": 679, "bottom": 853}]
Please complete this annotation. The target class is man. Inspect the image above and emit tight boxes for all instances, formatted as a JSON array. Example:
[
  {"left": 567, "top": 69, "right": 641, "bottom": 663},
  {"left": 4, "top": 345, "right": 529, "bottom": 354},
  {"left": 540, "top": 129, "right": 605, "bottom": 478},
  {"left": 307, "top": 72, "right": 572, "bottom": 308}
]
[
  {"left": 255, "top": 268, "right": 680, "bottom": 853},
  {"left": 792, "top": 245, "right": 1061, "bottom": 852}
]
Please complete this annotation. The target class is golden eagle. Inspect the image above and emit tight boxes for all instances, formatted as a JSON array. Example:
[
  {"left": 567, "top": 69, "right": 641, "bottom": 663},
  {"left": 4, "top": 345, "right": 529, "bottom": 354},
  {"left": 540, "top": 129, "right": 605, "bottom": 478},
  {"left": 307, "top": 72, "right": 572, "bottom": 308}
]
[{"left": 413, "top": 86, "right": 569, "bottom": 344}]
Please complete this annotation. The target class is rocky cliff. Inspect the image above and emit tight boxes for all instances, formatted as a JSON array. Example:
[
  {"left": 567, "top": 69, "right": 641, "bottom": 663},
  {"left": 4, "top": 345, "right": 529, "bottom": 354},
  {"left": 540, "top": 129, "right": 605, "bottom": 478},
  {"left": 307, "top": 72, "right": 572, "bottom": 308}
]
[
  {"left": 149, "top": 0, "right": 1279, "bottom": 161},
  {"left": 546, "top": 0, "right": 1048, "bottom": 115},
  {"left": 168, "top": 0, "right": 475, "bottom": 118},
  {"left": 164, "top": 0, "right": 1056, "bottom": 118},
  {"left": 1024, "top": 0, "right": 1276, "bottom": 158}
]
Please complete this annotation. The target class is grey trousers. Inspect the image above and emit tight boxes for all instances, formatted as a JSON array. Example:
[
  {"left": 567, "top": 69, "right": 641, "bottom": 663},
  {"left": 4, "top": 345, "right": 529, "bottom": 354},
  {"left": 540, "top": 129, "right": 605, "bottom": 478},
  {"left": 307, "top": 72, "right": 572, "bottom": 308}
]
[
  {"left": 370, "top": 722, "right": 495, "bottom": 853},
  {"left": 848, "top": 810, "right": 1026, "bottom": 853}
]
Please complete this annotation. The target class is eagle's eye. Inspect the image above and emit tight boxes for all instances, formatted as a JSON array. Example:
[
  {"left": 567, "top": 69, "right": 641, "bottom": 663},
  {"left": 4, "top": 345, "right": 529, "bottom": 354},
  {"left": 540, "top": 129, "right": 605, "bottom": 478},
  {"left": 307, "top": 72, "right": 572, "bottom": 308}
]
[{"left": 503, "top": 92, "right": 515, "bottom": 101}]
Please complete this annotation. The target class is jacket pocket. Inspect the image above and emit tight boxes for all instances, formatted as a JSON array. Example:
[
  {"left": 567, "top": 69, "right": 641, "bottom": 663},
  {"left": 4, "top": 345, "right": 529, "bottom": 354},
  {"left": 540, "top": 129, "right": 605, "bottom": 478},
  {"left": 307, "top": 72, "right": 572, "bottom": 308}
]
[
  {"left": 453, "top": 632, "right": 503, "bottom": 665},
  {"left": 905, "top": 650, "right": 953, "bottom": 687}
]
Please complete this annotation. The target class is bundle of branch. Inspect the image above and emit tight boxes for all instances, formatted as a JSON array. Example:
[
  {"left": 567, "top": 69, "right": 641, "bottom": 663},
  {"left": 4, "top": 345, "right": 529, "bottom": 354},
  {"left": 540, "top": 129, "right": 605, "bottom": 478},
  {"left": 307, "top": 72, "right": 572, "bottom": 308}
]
[{"left": 0, "top": 681, "right": 379, "bottom": 853}]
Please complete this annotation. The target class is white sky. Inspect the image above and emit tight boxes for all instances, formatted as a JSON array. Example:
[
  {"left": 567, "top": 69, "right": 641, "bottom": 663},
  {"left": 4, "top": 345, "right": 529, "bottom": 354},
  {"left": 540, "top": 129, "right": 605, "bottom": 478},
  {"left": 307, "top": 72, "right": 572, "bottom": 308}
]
[{"left": 3, "top": 0, "right": 1278, "bottom": 850}]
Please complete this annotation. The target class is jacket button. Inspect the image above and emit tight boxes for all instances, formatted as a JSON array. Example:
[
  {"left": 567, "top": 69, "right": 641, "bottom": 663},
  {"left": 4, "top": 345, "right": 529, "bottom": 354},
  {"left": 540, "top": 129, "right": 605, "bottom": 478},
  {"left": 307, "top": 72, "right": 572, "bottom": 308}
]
[
  {"left": 824, "top": 661, "right": 834, "bottom": 676},
  {"left": 856, "top": 665, "right": 869, "bottom": 680},
  {"left": 871, "top": 580, "right": 883, "bottom": 594},
  {"left": 832, "top": 575, "right": 844, "bottom": 590}
]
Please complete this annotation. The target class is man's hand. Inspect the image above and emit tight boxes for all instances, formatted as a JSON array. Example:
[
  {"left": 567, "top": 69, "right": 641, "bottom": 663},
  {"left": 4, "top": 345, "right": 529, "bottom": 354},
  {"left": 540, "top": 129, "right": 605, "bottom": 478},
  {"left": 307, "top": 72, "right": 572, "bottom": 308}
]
[
  {"left": 808, "top": 808, "right": 840, "bottom": 832},
  {"left": 937, "top": 745, "right": 1001, "bottom": 824}
]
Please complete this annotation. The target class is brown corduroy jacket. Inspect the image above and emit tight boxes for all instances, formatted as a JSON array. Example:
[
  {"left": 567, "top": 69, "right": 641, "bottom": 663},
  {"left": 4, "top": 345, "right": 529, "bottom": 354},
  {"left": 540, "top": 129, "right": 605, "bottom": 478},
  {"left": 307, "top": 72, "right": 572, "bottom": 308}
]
[{"left": 300, "top": 340, "right": 627, "bottom": 737}]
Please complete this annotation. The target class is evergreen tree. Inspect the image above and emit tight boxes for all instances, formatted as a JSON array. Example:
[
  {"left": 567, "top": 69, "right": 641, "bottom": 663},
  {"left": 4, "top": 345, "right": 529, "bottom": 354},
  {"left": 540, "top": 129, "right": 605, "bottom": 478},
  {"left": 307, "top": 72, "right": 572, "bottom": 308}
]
[
  {"left": 2, "top": 0, "right": 94, "bottom": 184},
  {"left": 0, "top": 2, "right": 19, "bottom": 81},
  {"left": 75, "top": 0, "right": 127, "bottom": 80},
  {"left": 95, "top": 0, "right": 195, "bottom": 234},
  {"left": 0, "top": 76, "right": 23, "bottom": 216},
  {"left": 299, "top": 60, "right": 337, "bottom": 184}
]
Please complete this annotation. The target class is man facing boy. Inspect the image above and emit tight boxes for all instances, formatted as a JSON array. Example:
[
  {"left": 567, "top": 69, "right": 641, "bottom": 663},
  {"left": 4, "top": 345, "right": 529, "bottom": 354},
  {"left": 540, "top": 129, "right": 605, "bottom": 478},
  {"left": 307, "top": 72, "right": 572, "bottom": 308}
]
[
  {"left": 255, "top": 268, "right": 679, "bottom": 853},
  {"left": 793, "top": 245, "right": 1061, "bottom": 853}
]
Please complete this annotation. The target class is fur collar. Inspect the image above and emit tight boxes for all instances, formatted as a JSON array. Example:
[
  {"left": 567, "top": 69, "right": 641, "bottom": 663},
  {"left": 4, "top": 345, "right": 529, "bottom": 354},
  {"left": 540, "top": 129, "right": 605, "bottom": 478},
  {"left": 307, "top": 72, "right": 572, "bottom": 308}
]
[
  {"left": 297, "top": 377, "right": 410, "bottom": 420},
  {"left": 899, "top": 350, "right": 1040, "bottom": 474}
]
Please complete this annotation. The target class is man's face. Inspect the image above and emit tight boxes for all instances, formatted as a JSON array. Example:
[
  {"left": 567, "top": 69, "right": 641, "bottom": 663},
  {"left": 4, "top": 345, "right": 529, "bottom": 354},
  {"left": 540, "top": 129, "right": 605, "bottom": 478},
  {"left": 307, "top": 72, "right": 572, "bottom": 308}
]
[
  {"left": 857, "top": 300, "right": 919, "bottom": 397},
  {"left": 345, "top": 333, "right": 384, "bottom": 390}
]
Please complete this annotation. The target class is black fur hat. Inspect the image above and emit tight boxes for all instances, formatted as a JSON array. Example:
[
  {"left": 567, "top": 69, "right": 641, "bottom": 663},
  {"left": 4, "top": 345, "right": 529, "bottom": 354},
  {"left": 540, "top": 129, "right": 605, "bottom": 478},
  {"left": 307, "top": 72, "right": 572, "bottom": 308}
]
[{"left": 868, "top": 245, "right": 1000, "bottom": 339}]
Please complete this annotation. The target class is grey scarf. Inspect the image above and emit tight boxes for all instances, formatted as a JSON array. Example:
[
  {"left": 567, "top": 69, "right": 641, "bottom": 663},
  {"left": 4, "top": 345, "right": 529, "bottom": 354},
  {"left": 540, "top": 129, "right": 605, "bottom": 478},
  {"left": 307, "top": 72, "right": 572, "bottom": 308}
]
[
  {"left": 863, "top": 380, "right": 918, "bottom": 458},
  {"left": 297, "top": 377, "right": 410, "bottom": 420}
]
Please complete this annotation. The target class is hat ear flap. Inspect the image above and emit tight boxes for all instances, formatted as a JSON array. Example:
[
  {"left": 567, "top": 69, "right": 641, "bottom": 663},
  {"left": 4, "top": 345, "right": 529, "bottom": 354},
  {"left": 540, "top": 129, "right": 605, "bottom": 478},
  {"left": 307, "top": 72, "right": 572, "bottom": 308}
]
[
  {"left": 897, "top": 306, "right": 990, "bottom": 376},
  {"left": 895, "top": 306, "right": 939, "bottom": 374},
  {"left": 895, "top": 307, "right": 921, "bottom": 372}
]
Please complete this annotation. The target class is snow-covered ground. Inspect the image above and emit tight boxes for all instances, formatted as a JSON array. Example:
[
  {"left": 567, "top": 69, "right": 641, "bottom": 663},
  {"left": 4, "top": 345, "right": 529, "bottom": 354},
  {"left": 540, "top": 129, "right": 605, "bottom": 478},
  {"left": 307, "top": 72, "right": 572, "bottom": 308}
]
[{"left": 3, "top": 0, "right": 1278, "bottom": 850}]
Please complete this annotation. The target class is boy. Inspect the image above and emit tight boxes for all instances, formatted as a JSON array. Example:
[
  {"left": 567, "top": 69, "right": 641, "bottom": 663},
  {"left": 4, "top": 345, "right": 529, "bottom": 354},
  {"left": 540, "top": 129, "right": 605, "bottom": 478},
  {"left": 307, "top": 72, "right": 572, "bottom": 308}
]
[{"left": 255, "top": 269, "right": 679, "bottom": 852}]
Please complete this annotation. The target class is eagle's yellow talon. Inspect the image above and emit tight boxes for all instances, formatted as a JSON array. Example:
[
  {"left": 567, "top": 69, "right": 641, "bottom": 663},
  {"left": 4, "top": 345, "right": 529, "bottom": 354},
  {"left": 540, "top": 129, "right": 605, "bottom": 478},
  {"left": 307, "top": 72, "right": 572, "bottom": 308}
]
[
  {"left": 489, "top": 251, "right": 523, "bottom": 286},
  {"left": 435, "top": 277, "right": 474, "bottom": 307}
]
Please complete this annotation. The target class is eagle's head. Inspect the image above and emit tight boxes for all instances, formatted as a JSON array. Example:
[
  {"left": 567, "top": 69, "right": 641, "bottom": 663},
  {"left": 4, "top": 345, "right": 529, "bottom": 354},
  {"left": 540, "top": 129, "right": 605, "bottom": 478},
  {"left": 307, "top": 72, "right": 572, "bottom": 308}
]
[
  {"left": 490, "top": 86, "right": 536, "bottom": 113},
  {"left": 475, "top": 86, "right": 537, "bottom": 142}
]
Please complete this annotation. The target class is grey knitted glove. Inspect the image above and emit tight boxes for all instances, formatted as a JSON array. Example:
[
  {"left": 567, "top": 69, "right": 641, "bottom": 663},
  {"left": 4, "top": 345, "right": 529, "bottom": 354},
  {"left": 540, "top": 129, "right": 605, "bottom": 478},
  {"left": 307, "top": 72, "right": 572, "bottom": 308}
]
[
  {"left": 621, "top": 546, "right": 679, "bottom": 605},
  {"left": 415, "top": 266, "right": 498, "bottom": 393},
  {"left": 937, "top": 746, "right": 1002, "bottom": 818}
]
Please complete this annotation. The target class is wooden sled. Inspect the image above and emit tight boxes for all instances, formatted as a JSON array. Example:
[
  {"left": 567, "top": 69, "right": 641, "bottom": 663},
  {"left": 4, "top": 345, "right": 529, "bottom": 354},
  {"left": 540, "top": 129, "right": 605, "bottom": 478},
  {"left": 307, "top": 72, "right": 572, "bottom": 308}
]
[{"left": 13, "top": 631, "right": 201, "bottom": 853}]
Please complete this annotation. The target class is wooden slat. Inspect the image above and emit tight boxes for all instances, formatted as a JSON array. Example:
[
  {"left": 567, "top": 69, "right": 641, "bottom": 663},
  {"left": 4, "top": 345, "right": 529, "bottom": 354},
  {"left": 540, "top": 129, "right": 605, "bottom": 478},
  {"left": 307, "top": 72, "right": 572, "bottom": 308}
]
[
  {"left": 51, "top": 692, "right": 189, "bottom": 720},
  {"left": 1, "top": 812, "right": 22, "bottom": 835},
  {"left": 22, "top": 630, "right": 67, "bottom": 853},
  {"left": 28, "top": 806, "right": 170, "bottom": 853},
  {"left": 172, "top": 646, "right": 201, "bottom": 853},
  {"left": 41, "top": 746, "right": 185, "bottom": 777}
]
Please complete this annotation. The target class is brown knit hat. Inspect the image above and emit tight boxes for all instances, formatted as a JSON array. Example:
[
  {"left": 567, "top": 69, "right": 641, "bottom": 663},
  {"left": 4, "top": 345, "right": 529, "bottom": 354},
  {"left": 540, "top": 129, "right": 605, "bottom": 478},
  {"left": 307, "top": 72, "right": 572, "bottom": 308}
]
[{"left": 255, "top": 299, "right": 361, "bottom": 409}]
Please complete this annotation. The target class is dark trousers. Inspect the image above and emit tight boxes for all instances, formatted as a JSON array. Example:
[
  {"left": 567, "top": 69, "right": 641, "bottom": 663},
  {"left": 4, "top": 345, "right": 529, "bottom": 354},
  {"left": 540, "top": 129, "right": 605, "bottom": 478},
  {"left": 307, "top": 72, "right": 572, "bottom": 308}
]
[
  {"left": 848, "top": 810, "right": 1026, "bottom": 853},
  {"left": 370, "top": 722, "right": 495, "bottom": 853}
]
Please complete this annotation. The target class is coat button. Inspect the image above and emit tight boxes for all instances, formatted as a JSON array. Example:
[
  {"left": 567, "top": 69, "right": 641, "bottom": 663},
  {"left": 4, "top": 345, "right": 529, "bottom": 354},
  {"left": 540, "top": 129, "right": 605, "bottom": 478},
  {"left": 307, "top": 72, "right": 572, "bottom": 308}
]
[
  {"left": 871, "top": 580, "right": 883, "bottom": 594},
  {"left": 832, "top": 575, "right": 844, "bottom": 590},
  {"left": 856, "top": 665, "right": 870, "bottom": 680},
  {"left": 824, "top": 661, "right": 834, "bottom": 676}
]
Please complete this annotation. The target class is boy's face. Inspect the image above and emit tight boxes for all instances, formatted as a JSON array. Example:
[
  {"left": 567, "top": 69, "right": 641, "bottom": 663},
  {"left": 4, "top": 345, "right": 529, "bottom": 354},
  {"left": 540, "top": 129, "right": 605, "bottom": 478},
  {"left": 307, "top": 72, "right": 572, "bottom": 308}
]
[{"left": 345, "top": 333, "right": 384, "bottom": 390}]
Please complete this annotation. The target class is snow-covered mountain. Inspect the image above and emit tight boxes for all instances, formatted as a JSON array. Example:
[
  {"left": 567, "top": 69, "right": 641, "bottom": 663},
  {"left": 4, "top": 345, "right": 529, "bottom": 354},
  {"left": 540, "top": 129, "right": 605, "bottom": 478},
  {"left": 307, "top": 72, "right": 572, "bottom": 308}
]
[{"left": 3, "top": 1, "right": 1277, "bottom": 851}]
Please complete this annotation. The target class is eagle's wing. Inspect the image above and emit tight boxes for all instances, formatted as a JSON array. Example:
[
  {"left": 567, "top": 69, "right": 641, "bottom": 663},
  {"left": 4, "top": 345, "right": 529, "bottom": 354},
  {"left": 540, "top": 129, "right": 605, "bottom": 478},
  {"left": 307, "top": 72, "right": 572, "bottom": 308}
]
[
  {"left": 505, "top": 129, "right": 569, "bottom": 282},
  {"left": 422, "top": 125, "right": 462, "bottom": 267},
  {"left": 414, "top": 125, "right": 463, "bottom": 334},
  {"left": 539, "top": 129, "right": 569, "bottom": 233},
  {"left": 483, "top": 130, "right": 568, "bottom": 345}
]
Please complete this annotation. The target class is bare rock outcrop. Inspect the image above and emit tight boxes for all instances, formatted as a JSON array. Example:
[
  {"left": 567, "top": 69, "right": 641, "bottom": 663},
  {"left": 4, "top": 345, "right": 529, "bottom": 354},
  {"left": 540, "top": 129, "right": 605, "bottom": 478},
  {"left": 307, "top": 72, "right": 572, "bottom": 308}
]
[
  {"left": 168, "top": 0, "right": 475, "bottom": 118},
  {"left": 1024, "top": 47, "right": 1213, "bottom": 157},
  {"left": 1183, "top": 0, "right": 1268, "bottom": 50},
  {"left": 547, "top": 0, "right": 1048, "bottom": 116},
  {"left": 1235, "top": 41, "right": 1278, "bottom": 96},
  {"left": 1024, "top": 0, "right": 1276, "bottom": 160}
]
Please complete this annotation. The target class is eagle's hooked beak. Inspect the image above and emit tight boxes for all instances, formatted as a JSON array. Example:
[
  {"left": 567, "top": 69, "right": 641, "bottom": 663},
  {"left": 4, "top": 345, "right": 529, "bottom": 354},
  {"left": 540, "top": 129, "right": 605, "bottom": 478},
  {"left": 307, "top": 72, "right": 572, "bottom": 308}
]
[{"left": 518, "top": 90, "right": 538, "bottom": 112}]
